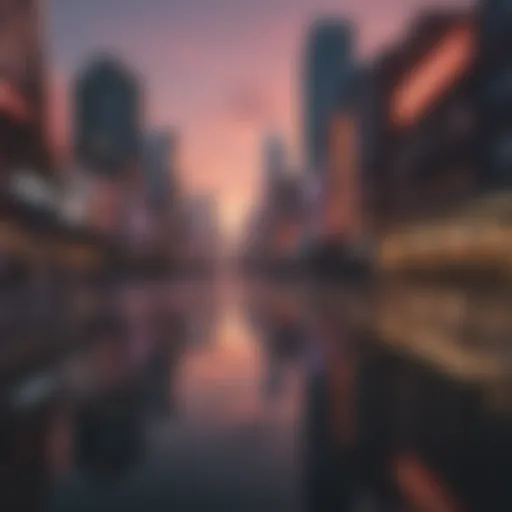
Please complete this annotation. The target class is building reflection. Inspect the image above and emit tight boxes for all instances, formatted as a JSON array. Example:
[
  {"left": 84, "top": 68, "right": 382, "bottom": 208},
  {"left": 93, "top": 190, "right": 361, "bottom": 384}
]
[
  {"left": 1, "top": 279, "right": 512, "bottom": 511},
  {"left": 75, "top": 379, "right": 144, "bottom": 482},
  {"left": 143, "top": 299, "right": 187, "bottom": 418},
  {"left": 360, "top": 280, "right": 512, "bottom": 510},
  {"left": 298, "top": 279, "right": 512, "bottom": 511}
]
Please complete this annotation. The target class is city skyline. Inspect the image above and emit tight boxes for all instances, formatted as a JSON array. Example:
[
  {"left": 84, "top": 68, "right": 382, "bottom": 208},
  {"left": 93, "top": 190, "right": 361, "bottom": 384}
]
[{"left": 49, "top": 0, "right": 472, "bottom": 239}]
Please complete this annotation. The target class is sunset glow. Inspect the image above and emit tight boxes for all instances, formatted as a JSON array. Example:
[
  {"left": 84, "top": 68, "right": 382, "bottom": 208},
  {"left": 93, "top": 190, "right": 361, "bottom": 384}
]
[{"left": 49, "top": 0, "right": 474, "bottom": 236}]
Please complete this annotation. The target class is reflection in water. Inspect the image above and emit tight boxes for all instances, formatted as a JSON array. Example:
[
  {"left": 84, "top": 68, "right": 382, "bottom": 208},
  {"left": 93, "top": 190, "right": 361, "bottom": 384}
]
[
  {"left": 76, "top": 381, "right": 144, "bottom": 481},
  {"left": 1, "top": 278, "right": 511, "bottom": 510}
]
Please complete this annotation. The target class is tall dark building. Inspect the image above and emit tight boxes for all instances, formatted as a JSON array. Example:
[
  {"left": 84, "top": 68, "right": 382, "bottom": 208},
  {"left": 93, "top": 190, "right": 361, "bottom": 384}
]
[
  {"left": 365, "top": 11, "right": 478, "bottom": 235},
  {"left": 304, "top": 19, "right": 354, "bottom": 175},
  {"left": 75, "top": 57, "right": 141, "bottom": 178},
  {"left": 478, "top": 0, "right": 512, "bottom": 189}
]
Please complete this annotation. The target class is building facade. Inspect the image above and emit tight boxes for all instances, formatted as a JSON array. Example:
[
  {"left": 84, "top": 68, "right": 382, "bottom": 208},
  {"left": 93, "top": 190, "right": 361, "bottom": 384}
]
[
  {"left": 0, "top": 0, "right": 48, "bottom": 177},
  {"left": 366, "top": 12, "right": 479, "bottom": 237},
  {"left": 75, "top": 57, "right": 141, "bottom": 179},
  {"left": 262, "top": 132, "right": 289, "bottom": 208},
  {"left": 478, "top": 0, "right": 512, "bottom": 190},
  {"left": 182, "top": 195, "right": 218, "bottom": 269},
  {"left": 322, "top": 68, "right": 367, "bottom": 244},
  {"left": 142, "top": 129, "right": 175, "bottom": 212},
  {"left": 304, "top": 19, "right": 354, "bottom": 176},
  {"left": 366, "top": 5, "right": 512, "bottom": 274}
]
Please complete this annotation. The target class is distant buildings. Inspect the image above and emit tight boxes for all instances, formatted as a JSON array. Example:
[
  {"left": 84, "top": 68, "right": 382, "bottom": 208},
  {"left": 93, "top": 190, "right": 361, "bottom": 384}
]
[
  {"left": 246, "top": 4, "right": 512, "bottom": 275},
  {"left": 263, "top": 132, "right": 288, "bottom": 194},
  {"left": 71, "top": 57, "right": 188, "bottom": 274},
  {"left": 75, "top": 57, "right": 141, "bottom": 178},
  {"left": 73, "top": 57, "right": 142, "bottom": 243},
  {"left": 270, "top": 173, "right": 305, "bottom": 261},
  {"left": 181, "top": 195, "right": 219, "bottom": 270},
  {"left": 304, "top": 19, "right": 354, "bottom": 176},
  {"left": 141, "top": 128, "right": 182, "bottom": 268},
  {"left": 243, "top": 133, "right": 305, "bottom": 270},
  {"left": 142, "top": 129, "right": 176, "bottom": 212}
]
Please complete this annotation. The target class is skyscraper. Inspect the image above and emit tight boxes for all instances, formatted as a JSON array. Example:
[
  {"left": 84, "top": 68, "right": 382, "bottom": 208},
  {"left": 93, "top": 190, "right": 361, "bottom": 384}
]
[
  {"left": 142, "top": 129, "right": 175, "bottom": 211},
  {"left": 183, "top": 195, "right": 218, "bottom": 265},
  {"left": 262, "top": 132, "right": 287, "bottom": 199},
  {"left": 479, "top": 0, "right": 512, "bottom": 189},
  {"left": 75, "top": 57, "right": 141, "bottom": 178},
  {"left": 304, "top": 19, "right": 354, "bottom": 175}
]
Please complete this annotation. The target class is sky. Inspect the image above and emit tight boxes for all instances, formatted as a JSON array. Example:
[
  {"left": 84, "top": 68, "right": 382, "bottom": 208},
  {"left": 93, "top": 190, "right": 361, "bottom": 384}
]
[{"left": 48, "top": 0, "right": 472, "bottom": 239}]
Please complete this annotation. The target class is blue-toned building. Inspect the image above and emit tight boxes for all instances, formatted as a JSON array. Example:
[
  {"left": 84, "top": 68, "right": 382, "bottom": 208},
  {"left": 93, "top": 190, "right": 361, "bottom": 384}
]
[
  {"left": 304, "top": 19, "right": 354, "bottom": 175},
  {"left": 75, "top": 57, "right": 141, "bottom": 178}
]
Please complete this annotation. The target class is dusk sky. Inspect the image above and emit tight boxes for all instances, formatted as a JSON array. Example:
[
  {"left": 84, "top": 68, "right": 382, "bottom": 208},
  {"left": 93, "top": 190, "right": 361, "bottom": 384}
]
[{"left": 49, "top": 0, "right": 472, "bottom": 237}]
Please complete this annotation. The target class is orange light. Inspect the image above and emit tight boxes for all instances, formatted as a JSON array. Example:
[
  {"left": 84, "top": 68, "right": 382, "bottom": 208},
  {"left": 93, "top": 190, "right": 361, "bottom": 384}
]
[{"left": 391, "top": 24, "right": 475, "bottom": 128}]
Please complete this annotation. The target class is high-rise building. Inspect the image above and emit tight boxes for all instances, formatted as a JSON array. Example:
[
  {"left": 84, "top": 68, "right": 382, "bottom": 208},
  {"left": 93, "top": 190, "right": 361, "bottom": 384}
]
[
  {"left": 183, "top": 195, "right": 218, "bottom": 265},
  {"left": 0, "top": 0, "right": 48, "bottom": 175},
  {"left": 366, "top": 11, "right": 478, "bottom": 236},
  {"left": 262, "top": 132, "right": 288, "bottom": 206},
  {"left": 75, "top": 57, "right": 141, "bottom": 178},
  {"left": 263, "top": 133, "right": 287, "bottom": 181},
  {"left": 304, "top": 19, "right": 354, "bottom": 175},
  {"left": 142, "top": 129, "right": 176, "bottom": 211},
  {"left": 478, "top": 0, "right": 512, "bottom": 190}
]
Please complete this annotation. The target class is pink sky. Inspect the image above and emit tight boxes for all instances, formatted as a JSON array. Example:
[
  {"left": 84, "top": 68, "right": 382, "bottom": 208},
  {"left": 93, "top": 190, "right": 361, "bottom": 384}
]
[{"left": 49, "top": 0, "right": 473, "bottom": 239}]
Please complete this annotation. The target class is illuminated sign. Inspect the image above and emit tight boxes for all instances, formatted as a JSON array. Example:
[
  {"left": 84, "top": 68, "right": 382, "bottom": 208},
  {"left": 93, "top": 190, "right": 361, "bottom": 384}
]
[{"left": 391, "top": 23, "right": 475, "bottom": 128}]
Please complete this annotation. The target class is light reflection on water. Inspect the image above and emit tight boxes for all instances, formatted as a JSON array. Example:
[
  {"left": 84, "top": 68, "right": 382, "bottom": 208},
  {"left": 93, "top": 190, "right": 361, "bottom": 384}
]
[
  {"left": 178, "top": 299, "right": 267, "bottom": 425},
  {"left": 43, "top": 279, "right": 305, "bottom": 511},
  {"left": 1, "top": 278, "right": 512, "bottom": 511}
]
